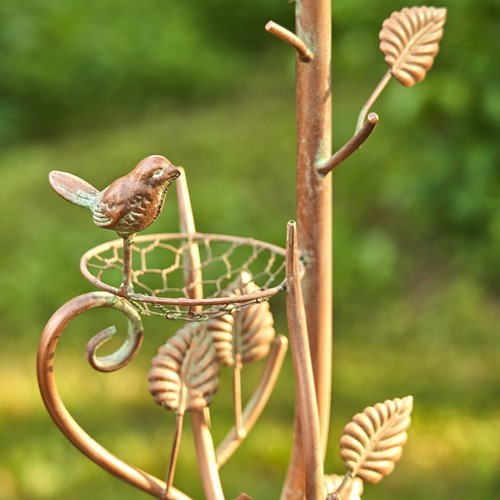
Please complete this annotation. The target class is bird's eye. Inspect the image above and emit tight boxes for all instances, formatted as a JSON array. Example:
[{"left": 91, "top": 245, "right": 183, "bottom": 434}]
[{"left": 152, "top": 168, "right": 165, "bottom": 179}]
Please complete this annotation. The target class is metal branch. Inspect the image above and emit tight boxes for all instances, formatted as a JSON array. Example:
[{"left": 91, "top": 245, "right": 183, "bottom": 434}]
[
  {"left": 176, "top": 167, "right": 203, "bottom": 312},
  {"left": 176, "top": 170, "right": 224, "bottom": 499},
  {"left": 283, "top": 0, "right": 332, "bottom": 494},
  {"left": 317, "top": 113, "right": 379, "bottom": 176},
  {"left": 216, "top": 335, "right": 289, "bottom": 468},
  {"left": 285, "top": 221, "right": 323, "bottom": 499},
  {"left": 265, "top": 21, "right": 314, "bottom": 62}
]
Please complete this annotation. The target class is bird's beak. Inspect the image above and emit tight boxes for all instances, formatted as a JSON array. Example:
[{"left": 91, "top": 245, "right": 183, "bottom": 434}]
[{"left": 169, "top": 167, "right": 182, "bottom": 180}]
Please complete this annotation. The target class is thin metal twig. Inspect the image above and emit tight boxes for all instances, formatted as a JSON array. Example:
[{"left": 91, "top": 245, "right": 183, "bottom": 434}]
[
  {"left": 317, "top": 113, "right": 379, "bottom": 176},
  {"left": 356, "top": 69, "right": 392, "bottom": 132},
  {"left": 265, "top": 21, "right": 314, "bottom": 62},
  {"left": 233, "top": 354, "right": 245, "bottom": 440},
  {"left": 216, "top": 335, "right": 288, "bottom": 468},
  {"left": 166, "top": 413, "right": 184, "bottom": 497}
]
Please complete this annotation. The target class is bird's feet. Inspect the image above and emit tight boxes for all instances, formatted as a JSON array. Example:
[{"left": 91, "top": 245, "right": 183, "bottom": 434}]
[{"left": 117, "top": 282, "right": 134, "bottom": 297}]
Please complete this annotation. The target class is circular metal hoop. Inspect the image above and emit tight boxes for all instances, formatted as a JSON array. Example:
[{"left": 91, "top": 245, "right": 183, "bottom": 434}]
[{"left": 81, "top": 232, "right": 291, "bottom": 320}]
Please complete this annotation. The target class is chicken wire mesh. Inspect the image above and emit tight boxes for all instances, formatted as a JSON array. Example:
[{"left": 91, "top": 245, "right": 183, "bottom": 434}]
[{"left": 80, "top": 232, "right": 293, "bottom": 320}]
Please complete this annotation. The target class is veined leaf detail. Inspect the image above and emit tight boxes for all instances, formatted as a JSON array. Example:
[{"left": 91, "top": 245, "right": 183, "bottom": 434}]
[
  {"left": 148, "top": 322, "right": 219, "bottom": 414},
  {"left": 340, "top": 396, "right": 413, "bottom": 483},
  {"left": 380, "top": 6, "right": 447, "bottom": 87},
  {"left": 207, "top": 271, "right": 275, "bottom": 366}
]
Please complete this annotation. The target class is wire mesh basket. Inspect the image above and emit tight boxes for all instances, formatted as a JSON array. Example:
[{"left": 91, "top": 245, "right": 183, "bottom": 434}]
[{"left": 81, "top": 232, "right": 295, "bottom": 321}]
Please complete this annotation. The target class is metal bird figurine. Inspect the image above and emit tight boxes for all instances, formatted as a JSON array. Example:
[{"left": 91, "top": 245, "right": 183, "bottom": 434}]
[{"left": 49, "top": 155, "right": 181, "bottom": 295}]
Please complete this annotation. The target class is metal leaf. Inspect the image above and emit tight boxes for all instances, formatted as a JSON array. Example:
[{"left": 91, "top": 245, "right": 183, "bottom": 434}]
[
  {"left": 340, "top": 396, "right": 413, "bottom": 484},
  {"left": 207, "top": 271, "right": 275, "bottom": 366},
  {"left": 380, "top": 6, "right": 446, "bottom": 87},
  {"left": 148, "top": 322, "right": 219, "bottom": 414}
]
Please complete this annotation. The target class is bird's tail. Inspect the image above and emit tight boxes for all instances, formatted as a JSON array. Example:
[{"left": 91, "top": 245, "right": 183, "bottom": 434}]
[{"left": 49, "top": 171, "right": 99, "bottom": 210}]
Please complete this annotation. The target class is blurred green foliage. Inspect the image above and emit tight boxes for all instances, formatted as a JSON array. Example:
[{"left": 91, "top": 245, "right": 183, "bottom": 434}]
[{"left": 1, "top": 0, "right": 499, "bottom": 499}]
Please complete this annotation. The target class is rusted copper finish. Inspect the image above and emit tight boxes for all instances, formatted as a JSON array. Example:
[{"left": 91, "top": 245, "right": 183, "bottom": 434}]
[
  {"left": 49, "top": 155, "right": 180, "bottom": 236},
  {"left": 36, "top": 292, "right": 190, "bottom": 499},
  {"left": 295, "top": 0, "right": 333, "bottom": 446},
  {"left": 49, "top": 155, "right": 180, "bottom": 294},
  {"left": 37, "top": 2, "right": 445, "bottom": 497},
  {"left": 280, "top": 0, "right": 333, "bottom": 497},
  {"left": 285, "top": 221, "right": 323, "bottom": 499}
]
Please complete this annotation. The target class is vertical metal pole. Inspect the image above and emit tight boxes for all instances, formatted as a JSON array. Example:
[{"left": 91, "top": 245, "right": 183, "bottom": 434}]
[
  {"left": 282, "top": 0, "right": 332, "bottom": 497},
  {"left": 296, "top": 0, "right": 332, "bottom": 455}
]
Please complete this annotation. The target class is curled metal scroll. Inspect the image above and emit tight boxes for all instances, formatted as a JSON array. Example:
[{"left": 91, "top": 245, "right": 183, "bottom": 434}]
[
  {"left": 36, "top": 292, "right": 190, "bottom": 499},
  {"left": 83, "top": 295, "right": 143, "bottom": 372}
]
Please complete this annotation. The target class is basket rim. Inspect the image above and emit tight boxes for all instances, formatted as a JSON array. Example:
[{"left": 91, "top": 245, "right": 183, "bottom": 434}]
[{"left": 80, "top": 232, "right": 289, "bottom": 306}]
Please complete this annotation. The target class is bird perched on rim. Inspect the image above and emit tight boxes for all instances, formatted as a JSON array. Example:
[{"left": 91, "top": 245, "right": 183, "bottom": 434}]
[{"left": 49, "top": 155, "right": 181, "bottom": 295}]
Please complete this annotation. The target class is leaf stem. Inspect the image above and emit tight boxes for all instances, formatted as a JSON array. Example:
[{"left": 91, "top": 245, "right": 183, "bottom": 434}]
[
  {"left": 166, "top": 412, "right": 184, "bottom": 498},
  {"left": 356, "top": 70, "right": 392, "bottom": 132},
  {"left": 216, "top": 336, "right": 288, "bottom": 468},
  {"left": 334, "top": 471, "right": 352, "bottom": 498},
  {"left": 233, "top": 354, "right": 245, "bottom": 439}
]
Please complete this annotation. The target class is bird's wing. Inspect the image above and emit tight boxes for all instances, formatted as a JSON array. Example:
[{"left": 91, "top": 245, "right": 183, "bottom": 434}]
[
  {"left": 93, "top": 183, "right": 129, "bottom": 229},
  {"left": 49, "top": 171, "right": 99, "bottom": 210}
]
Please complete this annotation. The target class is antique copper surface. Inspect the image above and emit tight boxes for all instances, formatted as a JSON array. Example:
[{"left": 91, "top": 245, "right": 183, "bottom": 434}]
[
  {"left": 285, "top": 222, "right": 323, "bottom": 499},
  {"left": 49, "top": 155, "right": 180, "bottom": 294},
  {"left": 38, "top": 3, "right": 447, "bottom": 499}
]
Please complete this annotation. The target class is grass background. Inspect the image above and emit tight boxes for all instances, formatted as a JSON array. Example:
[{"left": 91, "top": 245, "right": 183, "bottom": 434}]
[{"left": 1, "top": 0, "right": 499, "bottom": 498}]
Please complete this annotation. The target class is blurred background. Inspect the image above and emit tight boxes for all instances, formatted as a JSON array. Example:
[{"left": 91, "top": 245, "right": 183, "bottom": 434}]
[{"left": 1, "top": 0, "right": 499, "bottom": 498}]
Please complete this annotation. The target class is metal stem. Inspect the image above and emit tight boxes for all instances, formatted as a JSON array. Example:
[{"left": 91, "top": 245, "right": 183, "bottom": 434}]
[
  {"left": 285, "top": 221, "right": 323, "bottom": 499},
  {"left": 190, "top": 410, "right": 224, "bottom": 500},
  {"left": 216, "top": 336, "right": 288, "bottom": 468},
  {"left": 166, "top": 412, "right": 185, "bottom": 497},
  {"left": 283, "top": 0, "right": 332, "bottom": 496},
  {"left": 176, "top": 168, "right": 203, "bottom": 307},
  {"left": 119, "top": 233, "right": 135, "bottom": 295},
  {"left": 233, "top": 353, "right": 245, "bottom": 439},
  {"left": 176, "top": 170, "right": 224, "bottom": 499},
  {"left": 356, "top": 69, "right": 392, "bottom": 132}
]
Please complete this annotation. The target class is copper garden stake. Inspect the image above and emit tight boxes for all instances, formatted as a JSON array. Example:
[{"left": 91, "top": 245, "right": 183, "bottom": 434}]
[{"left": 38, "top": 3, "right": 447, "bottom": 499}]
